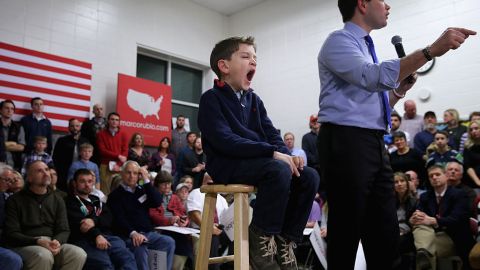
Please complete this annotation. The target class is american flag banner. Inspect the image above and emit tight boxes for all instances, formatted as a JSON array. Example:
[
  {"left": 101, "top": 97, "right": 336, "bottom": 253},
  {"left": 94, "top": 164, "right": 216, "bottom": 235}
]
[{"left": 0, "top": 42, "right": 92, "bottom": 132}]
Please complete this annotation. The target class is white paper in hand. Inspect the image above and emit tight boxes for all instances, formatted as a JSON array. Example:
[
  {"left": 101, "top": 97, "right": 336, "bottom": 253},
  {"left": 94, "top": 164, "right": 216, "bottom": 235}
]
[{"left": 219, "top": 202, "right": 235, "bottom": 241}]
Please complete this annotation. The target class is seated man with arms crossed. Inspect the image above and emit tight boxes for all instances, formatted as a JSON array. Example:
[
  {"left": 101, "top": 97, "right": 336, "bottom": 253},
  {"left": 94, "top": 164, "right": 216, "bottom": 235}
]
[{"left": 410, "top": 164, "right": 474, "bottom": 270}]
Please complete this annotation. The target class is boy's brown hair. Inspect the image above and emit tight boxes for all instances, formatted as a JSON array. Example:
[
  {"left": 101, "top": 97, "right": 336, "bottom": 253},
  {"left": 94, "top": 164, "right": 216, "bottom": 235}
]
[{"left": 210, "top": 36, "right": 256, "bottom": 80}]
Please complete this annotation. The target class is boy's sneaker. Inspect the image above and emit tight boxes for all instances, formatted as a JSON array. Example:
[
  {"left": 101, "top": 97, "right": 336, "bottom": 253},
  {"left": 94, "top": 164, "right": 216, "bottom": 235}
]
[
  {"left": 249, "top": 226, "right": 280, "bottom": 270},
  {"left": 275, "top": 235, "right": 298, "bottom": 270}
]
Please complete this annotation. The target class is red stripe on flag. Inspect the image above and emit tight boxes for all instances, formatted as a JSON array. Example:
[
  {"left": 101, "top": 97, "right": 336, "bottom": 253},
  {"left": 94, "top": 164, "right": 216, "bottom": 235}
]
[
  {"left": 0, "top": 68, "right": 90, "bottom": 90},
  {"left": 0, "top": 93, "right": 90, "bottom": 112},
  {"left": 55, "top": 126, "right": 69, "bottom": 132},
  {"left": 0, "top": 55, "right": 91, "bottom": 80},
  {"left": 0, "top": 42, "right": 92, "bottom": 69},
  {"left": 0, "top": 80, "right": 90, "bottom": 101}
]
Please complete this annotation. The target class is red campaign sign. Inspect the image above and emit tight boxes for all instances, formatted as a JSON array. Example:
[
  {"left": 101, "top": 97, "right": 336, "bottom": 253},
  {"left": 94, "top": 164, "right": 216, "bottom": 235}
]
[{"left": 116, "top": 73, "right": 172, "bottom": 147}]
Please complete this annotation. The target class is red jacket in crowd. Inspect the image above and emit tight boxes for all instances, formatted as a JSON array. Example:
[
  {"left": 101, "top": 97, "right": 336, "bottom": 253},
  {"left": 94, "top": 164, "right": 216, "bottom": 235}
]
[{"left": 96, "top": 128, "right": 129, "bottom": 166}]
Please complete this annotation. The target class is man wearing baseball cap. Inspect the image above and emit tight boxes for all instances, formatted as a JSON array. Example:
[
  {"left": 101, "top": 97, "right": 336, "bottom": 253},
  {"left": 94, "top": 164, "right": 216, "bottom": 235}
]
[{"left": 413, "top": 111, "right": 454, "bottom": 156}]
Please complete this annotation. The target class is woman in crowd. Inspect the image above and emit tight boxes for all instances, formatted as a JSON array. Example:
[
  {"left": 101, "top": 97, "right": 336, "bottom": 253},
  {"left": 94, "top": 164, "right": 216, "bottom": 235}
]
[
  {"left": 459, "top": 112, "right": 480, "bottom": 153},
  {"left": 444, "top": 108, "right": 467, "bottom": 151},
  {"left": 182, "top": 137, "right": 206, "bottom": 189},
  {"left": 149, "top": 171, "right": 192, "bottom": 270},
  {"left": 150, "top": 137, "right": 176, "bottom": 176},
  {"left": 389, "top": 131, "right": 425, "bottom": 181},
  {"left": 463, "top": 120, "right": 480, "bottom": 188},
  {"left": 127, "top": 132, "right": 151, "bottom": 169},
  {"left": 394, "top": 172, "right": 417, "bottom": 269}
]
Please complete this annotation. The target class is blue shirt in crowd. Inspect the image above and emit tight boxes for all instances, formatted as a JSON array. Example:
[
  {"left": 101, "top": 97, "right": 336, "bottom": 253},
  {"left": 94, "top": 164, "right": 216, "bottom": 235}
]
[
  {"left": 68, "top": 160, "right": 101, "bottom": 183},
  {"left": 317, "top": 22, "right": 400, "bottom": 131}
]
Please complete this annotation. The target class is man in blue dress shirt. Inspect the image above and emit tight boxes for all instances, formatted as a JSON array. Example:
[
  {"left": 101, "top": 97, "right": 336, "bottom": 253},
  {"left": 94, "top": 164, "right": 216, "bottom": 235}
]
[{"left": 317, "top": 1, "right": 476, "bottom": 269}]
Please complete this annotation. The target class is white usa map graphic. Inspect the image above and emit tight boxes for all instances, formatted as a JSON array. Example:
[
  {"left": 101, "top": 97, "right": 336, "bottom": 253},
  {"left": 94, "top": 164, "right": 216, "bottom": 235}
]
[{"left": 126, "top": 89, "right": 163, "bottom": 119}]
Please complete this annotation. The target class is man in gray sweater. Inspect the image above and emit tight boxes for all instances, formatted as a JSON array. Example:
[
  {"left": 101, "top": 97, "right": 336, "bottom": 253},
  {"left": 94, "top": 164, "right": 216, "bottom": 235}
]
[{"left": 4, "top": 160, "right": 86, "bottom": 270}]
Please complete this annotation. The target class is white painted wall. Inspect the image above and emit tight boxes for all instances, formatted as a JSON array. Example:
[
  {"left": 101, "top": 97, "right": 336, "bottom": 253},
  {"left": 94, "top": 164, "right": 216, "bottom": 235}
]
[
  {"left": 1, "top": 0, "right": 479, "bottom": 147},
  {"left": 0, "top": 0, "right": 224, "bottom": 113},
  {"left": 228, "top": 0, "right": 480, "bottom": 144}
]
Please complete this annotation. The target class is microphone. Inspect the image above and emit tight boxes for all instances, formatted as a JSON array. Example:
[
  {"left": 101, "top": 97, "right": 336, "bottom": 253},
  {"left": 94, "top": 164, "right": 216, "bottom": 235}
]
[
  {"left": 391, "top": 35, "right": 406, "bottom": 57},
  {"left": 391, "top": 35, "right": 414, "bottom": 83}
]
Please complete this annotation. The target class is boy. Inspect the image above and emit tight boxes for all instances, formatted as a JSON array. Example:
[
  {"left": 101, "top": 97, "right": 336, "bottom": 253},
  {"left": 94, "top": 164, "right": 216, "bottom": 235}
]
[
  {"left": 68, "top": 143, "right": 101, "bottom": 189},
  {"left": 21, "top": 136, "right": 53, "bottom": 176},
  {"left": 198, "top": 36, "right": 319, "bottom": 270}
]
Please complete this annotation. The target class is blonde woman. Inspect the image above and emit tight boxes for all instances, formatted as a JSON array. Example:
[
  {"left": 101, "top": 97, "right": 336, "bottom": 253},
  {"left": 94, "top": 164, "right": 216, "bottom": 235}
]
[
  {"left": 463, "top": 120, "right": 480, "bottom": 187},
  {"left": 443, "top": 108, "right": 467, "bottom": 150}
]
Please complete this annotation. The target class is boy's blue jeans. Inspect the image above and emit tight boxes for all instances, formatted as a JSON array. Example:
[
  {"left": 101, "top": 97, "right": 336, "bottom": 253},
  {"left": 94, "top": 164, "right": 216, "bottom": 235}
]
[{"left": 227, "top": 157, "right": 319, "bottom": 242}]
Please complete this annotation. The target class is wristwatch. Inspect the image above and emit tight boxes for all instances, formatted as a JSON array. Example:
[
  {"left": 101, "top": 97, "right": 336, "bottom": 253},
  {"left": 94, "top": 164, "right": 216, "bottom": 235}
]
[{"left": 422, "top": 46, "right": 433, "bottom": 61}]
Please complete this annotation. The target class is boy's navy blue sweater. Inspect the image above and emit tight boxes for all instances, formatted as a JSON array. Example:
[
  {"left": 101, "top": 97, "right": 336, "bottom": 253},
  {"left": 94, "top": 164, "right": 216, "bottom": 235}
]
[
  {"left": 198, "top": 80, "right": 289, "bottom": 183},
  {"left": 107, "top": 183, "right": 162, "bottom": 238}
]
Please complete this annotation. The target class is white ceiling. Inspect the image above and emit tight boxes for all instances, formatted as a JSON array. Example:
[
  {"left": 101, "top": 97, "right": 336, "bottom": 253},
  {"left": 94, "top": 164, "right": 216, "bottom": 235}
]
[{"left": 189, "top": 0, "right": 266, "bottom": 16}]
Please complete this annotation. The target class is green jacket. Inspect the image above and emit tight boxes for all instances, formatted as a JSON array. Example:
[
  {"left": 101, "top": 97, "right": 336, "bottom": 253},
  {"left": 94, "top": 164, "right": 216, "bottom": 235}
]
[{"left": 4, "top": 187, "right": 70, "bottom": 247}]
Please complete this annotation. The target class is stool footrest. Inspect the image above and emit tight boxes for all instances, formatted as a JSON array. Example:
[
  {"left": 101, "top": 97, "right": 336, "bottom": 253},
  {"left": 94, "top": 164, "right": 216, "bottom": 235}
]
[{"left": 208, "top": 255, "right": 235, "bottom": 264}]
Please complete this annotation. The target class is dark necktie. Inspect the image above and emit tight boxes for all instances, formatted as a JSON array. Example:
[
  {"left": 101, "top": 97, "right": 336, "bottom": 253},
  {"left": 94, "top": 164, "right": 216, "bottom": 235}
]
[{"left": 365, "top": 35, "right": 391, "bottom": 129}]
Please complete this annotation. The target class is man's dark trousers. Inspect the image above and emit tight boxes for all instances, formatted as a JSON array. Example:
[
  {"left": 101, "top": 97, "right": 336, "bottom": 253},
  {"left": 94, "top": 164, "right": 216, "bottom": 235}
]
[{"left": 318, "top": 123, "right": 400, "bottom": 269}]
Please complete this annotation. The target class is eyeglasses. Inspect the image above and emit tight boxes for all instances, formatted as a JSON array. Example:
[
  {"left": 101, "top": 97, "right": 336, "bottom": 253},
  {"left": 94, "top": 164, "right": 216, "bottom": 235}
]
[{"left": 0, "top": 177, "right": 15, "bottom": 183}]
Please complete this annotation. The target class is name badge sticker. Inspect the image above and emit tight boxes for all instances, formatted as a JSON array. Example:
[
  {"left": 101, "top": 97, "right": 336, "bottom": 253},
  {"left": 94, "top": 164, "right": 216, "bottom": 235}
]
[{"left": 138, "top": 194, "right": 147, "bottom": 204}]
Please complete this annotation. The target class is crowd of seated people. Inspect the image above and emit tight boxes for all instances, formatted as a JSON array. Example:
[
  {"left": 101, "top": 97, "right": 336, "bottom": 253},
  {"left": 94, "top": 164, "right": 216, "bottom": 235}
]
[
  {"left": 0, "top": 97, "right": 245, "bottom": 270},
  {"left": 384, "top": 100, "right": 480, "bottom": 270},
  {"left": 3, "top": 95, "right": 480, "bottom": 270}
]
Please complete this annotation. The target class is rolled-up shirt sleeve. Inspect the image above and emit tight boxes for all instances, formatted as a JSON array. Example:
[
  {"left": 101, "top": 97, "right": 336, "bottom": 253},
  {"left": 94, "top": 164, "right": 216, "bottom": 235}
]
[{"left": 321, "top": 31, "right": 400, "bottom": 93}]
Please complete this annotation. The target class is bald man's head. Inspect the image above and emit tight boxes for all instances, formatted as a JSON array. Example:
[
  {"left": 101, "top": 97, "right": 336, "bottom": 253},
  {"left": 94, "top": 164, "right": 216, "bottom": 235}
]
[
  {"left": 93, "top": 103, "right": 104, "bottom": 118},
  {"left": 26, "top": 161, "right": 51, "bottom": 188},
  {"left": 404, "top": 100, "right": 417, "bottom": 119}
]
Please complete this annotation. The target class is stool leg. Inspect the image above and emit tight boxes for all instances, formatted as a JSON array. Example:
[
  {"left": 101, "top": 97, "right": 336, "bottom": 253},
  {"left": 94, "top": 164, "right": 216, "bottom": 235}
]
[
  {"left": 234, "top": 192, "right": 250, "bottom": 270},
  {"left": 195, "top": 193, "right": 218, "bottom": 270}
]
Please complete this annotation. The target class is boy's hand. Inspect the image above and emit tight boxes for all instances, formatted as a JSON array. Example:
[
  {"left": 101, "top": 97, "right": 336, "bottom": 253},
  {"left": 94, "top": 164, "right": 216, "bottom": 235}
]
[
  {"left": 292, "top": 156, "right": 304, "bottom": 171},
  {"left": 273, "top": 151, "right": 300, "bottom": 177}
]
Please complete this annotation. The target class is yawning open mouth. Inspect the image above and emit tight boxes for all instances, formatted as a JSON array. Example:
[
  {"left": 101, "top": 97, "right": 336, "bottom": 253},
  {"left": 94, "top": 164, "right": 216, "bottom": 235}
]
[{"left": 246, "top": 69, "right": 255, "bottom": 82}]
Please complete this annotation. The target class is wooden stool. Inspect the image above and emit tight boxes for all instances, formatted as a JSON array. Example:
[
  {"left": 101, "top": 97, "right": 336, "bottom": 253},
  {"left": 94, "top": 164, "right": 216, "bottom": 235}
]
[{"left": 195, "top": 184, "right": 255, "bottom": 270}]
